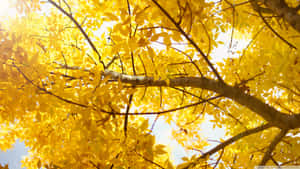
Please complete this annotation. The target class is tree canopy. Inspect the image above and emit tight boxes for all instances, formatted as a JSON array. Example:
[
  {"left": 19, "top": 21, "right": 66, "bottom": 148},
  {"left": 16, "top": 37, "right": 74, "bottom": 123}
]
[{"left": 0, "top": 0, "right": 300, "bottom": 168}]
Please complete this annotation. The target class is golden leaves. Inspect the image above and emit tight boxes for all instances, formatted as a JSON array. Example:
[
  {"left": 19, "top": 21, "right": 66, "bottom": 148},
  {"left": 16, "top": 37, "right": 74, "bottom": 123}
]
[
  {"left": 0, "top": 125, "right": 17, "bottom": 151},
  {"left": 0, "top": 0, "right": 300, "bottom": 168},
  {"left": 104, "top": 12, "right": 119, "bottom": 21},
  {"left": 0, "top": 164, "right": 8, "bottom": 169},
  {"left": 154, "top": 144, "right": 168, "bottom": 155}
]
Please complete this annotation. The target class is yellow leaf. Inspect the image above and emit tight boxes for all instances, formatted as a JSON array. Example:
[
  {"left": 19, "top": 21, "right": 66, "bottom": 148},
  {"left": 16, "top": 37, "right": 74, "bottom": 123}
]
[
  {"left": 151, "top": 34, "right": 160, "bottom": 41},
  {"left": 155, "top": 144, "right": 167, "bottom": 154},
  {"left": 147, "top": 46, "right": 155, "bottom": 58},
  {"left": 37, "top": 159, "right": 41, "bottom": 168},
  {"left": 104, "top": 12, "right": 119, "bottom": 21}
]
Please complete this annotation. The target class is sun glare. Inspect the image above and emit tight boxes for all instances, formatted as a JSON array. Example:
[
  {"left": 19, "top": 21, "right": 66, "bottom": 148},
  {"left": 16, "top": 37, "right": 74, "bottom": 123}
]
[
  {"left": 0, "top": 0, "right": 18, "bottom": 18},
  {"left": 211, "top": 31, "right": 251, "bottom": 63}
]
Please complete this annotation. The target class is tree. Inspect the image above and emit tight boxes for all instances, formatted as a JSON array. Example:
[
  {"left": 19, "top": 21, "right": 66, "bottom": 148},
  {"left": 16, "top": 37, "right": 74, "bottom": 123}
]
[
  {"left": 0, "top": 0, "right": 299, "bottom": 168},
  {"left": 0, "top": 164, "right": 9, "bottom": 169}
]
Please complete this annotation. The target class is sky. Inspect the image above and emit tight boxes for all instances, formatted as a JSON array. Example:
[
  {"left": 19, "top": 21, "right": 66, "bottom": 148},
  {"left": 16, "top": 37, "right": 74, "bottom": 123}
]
[
  {"left": 0, "top": 141, "right": 28, "bottom": 169},
  {"left": 0, "top": 1, "right": 26, "bottom": 169},
  {"left": 0, "top": 118, "right": 225, "bottom": 168},
  {"left": 149, "top": 115, "right": 226, "bottom": 165},
  {"left": 0, "top": 1, "right": 17, "bottom": 17},
  {"left": 0, "top": 1, "right": 251, "bottom": 168}
]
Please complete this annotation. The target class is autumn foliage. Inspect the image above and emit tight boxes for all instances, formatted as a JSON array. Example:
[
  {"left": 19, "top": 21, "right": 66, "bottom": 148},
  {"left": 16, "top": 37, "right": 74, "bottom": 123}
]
[
  {"left": 0, "top": 0, "right": 300, "bottom": 168},
  {"left": 0, "top": 164, "right": 8, "bottom": 169}
]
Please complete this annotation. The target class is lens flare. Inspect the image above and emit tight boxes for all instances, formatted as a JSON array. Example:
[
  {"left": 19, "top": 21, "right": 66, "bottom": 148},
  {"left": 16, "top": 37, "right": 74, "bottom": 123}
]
[{"left": 0, "top": 0, "right": 18, "bottom": 18}]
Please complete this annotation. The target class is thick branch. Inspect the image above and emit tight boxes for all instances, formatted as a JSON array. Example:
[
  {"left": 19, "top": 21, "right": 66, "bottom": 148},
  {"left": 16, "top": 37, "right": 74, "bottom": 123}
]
[
  {"left": 103, "top": 70, "right": 300, "bottom": 129},
  {"left": 263, "top": 0, "right": 300, "bottom": 34},
  {"left": 255, "top": 1, "right": 297, "bottom": 49}
]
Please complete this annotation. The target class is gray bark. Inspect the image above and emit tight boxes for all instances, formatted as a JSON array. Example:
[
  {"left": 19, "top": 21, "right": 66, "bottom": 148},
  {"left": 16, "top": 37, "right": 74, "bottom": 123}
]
[{"left": 103, "top": 70, "right": 300, "bottom": 129}]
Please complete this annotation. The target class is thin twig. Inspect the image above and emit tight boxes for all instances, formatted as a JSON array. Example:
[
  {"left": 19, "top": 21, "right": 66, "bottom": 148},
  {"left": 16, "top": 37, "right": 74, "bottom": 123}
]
[
  {"left": 183, "top": 103, "right": 206, "bottom": 126},
  {"left": 126, "top": 0, "right": 132, "bottom": 38},
  {"left": 213, "top": 148, "right": 224, "bottom": 169},
  {"left": 131, "top": 52, "right": 136, "bottom": 75},
  {"left": 256, "top": 4, "right": 297, "bottom": 49},
  {"left": 117, "top": 53, "right": 125, "bottom": 73},
  {"left": 270, "top": 155, "right": 280, "bottom": 166},
  {"left": 125, "top": 0, "right": 136, "bottom": 135},
  {"left": 212, "top": 0, "right": 253, "bottom": 16},
  {"left": 280, "top": 156, "right": 300, "bottom": 166},
  {"left": 171, "top": 46, "right": 204, "bottom": 76},
  {"left": 124, "top": 94, "right": 134, "bottom": 137},
  {"left": 13, "top": 64, "right": 89, "bottom": 108},
  {"left": 62, "top": 0, "right": 72, "bottom": 14},
  {"left": 100, "top": 95, "right": 221, "bottom": 116},
  {"left": 200, "top": 21, "right": 212, "bottom": 56},
  {"left": 224, "top": 0, "right": 236, "bottom": 50},
  {"left": 106, "top": 56, "right": 118, "bottom": 69},
  {"left": 239, "top": 26, "right": 265, "bottom": 64},
  {"left": 48, "top": 0, "right": 106, "bottom": 68},
  {"left": 171, "top": 87, "right": 244, "bottom": 126},
  {"left": 136, "top": 152, "right": 166, "bottom": 169},
  {"left": 151, "top": 0, "right": 224, "bottom": 82},
  {"left": 150, "top": 114, "right": 160, "bottom": 132},
  {"left": 69, "top": 43, "right": 98, "bottom": 65},
  {"left": 137, "top": 54, "right": 148, "bottom": 101},
  {"left": 259, "top": 129, "right": 288, "bottom": 165},
  {"left": 89, "top": 161, "right": 100, "bottom": 169},
  {"left": 54, "top": 61, "right": 91, "bottom": 72},
  {"left": 274, "top": 82, "right": 300, "bottom": 97},
  {"left": 184, "top": 123, "right": 273, "bottom": 169},
  {"left": 138, "top": 26, "right": 179, "bottom": 32}
]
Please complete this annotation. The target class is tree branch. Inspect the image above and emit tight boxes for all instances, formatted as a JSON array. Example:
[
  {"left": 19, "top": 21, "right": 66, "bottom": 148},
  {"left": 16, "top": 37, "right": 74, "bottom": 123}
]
[
  {"left": 280, "top": 156, "right": 300, "bottom": 166},
  {"left": 151, "top": 0, "right": 224, "bottom": 83},
  {"left": 48, "top": 0, "right": 106, "bottom": 68},
  {"left": 185, "top": 123, "right": 272, "bottom": 169},
  {"left": 171, "top": 87, "right": 245, "bottom": 126},
  {"left": 255, "top": 2, "right": 297, "bottom": 49},
  {"left": 213, "top": 148, "right": 224, "bottom": 169},
  {"left": 136, "top": 152, "right": 166, "bottom": 169},
  {"left": 259, "top": 129, "right": 288, "bottom": 165},
  {"left": 100, "top": 95, "right": 221, "bottom": 116},
  {"left": 13, "top": 64, "right": 89, "bottom": 108},
  {"left": 263, "top": 0, "right": 300, "bottom": 34},
  {"left": 124, "top": 94, "right": 133, "bottom": 137},
  {"left": 102, "top": 70, "right": 300, "bottom": 129}
]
